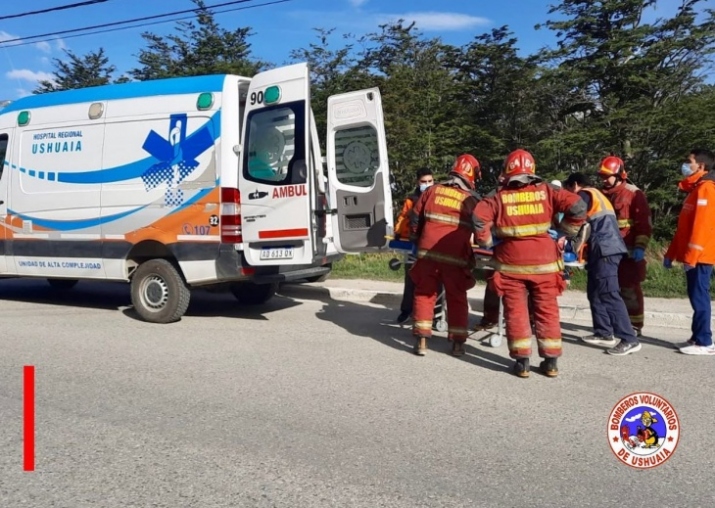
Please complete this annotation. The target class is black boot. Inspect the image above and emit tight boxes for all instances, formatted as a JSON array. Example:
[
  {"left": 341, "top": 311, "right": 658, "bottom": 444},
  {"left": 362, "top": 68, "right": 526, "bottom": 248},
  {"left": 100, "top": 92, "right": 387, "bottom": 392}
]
[
  {"left": 540, "top": 358, "right": 558, "bottom": 377},
  {"left": 513, "top": 358, "right": 530, "bottom": 378},
  {"left": 413, "top": 336, "right": 427, "bottom": 356}
]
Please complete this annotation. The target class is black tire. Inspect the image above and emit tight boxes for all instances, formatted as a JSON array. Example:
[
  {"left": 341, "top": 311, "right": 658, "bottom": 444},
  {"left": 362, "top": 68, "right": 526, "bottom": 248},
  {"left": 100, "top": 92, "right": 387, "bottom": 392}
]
[
  {"left": 47, "top": 279, "right": 78, "bottom": 290},
  {"left": 130, "top": 259, "right": 190, "bottom": 323},
  {"left": 230, "top": 281, "right": 278, "bottom": 305},
  {"left": 305, "top": 264, "right": 332, "bottom": 283}
]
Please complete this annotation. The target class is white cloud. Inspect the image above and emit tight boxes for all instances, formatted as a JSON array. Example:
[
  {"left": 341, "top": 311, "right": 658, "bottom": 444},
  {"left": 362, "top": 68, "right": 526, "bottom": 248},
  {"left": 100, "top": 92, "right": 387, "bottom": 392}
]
[
  {"left": 625, "top": 413, "right": 643, "bottom": 423},
  {"left": 378, "top": 11, "right": 490, "bottom": 31},
  {"left": 35, "top": 41, "right": 52, "bottom": 54},
  {"left": 40, "top": 56, "right": 50, "bottom": 65},
  {"left": 349, "top": 0, "right": 368, "bottom": 6},
  {"left": 14, "top": 88, "right": 32, "bottom": 98},
  {"left": 6, "top": 69, "right": 55, "bottom": 84},
  {"left": 0, "top": 30, "right": 20, "bottom": 45},
  {"left": 55, "top": 38, "right": 67, "bottom": 51}
]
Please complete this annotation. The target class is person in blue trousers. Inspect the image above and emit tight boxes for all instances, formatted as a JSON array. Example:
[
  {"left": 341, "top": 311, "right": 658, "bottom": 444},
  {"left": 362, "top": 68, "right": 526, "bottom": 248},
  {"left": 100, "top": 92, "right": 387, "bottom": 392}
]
[{"left": 563, "top": 173, "right": 641, "bottom": 356}]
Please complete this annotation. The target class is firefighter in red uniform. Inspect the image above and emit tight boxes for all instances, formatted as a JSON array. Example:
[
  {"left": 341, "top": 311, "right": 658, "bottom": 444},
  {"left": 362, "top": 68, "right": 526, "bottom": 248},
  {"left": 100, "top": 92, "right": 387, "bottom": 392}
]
[
  {"left": 472, "top": 149, "right": 587, "bottom": 378},
  {"left": 597, "top": 156, "right": 652, "bottom": 336},
  {"left": 409, "top": 154, "right": 481, "bottom": 357}
]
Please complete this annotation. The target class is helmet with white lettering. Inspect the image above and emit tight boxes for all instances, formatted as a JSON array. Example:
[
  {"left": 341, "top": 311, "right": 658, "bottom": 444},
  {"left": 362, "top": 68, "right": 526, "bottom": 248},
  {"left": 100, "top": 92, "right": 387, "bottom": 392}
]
[
  {"left": 598, "top": 155, "right": 627, "bottom": 180},
  {"left": 449, "top": 154, "right": 480, "bottom": 190},
  {"left": 503, "top": 149, "right": 536, "bottom": 177}
]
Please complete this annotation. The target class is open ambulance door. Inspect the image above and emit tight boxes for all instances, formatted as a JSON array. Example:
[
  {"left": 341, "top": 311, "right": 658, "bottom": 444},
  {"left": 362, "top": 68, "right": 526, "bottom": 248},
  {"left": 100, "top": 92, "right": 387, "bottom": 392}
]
[
  {"left": 326, "top": 88, "right": 393, "bottom": 254},
  {"left": 238, "top": 63, "right": 315, "bottom": 266}
]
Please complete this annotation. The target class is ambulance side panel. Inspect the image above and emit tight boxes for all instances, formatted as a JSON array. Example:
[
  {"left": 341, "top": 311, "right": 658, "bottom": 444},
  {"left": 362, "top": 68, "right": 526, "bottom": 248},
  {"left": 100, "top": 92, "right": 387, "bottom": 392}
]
[
  {"left": 100, "top": 90, "right": 223, "bottom": 283},
  {"left": 0, "top": 76, "right": 228, "bottom": 283},
  {"left": 12, "top": 103, "right": 107, "bottom": 278}
]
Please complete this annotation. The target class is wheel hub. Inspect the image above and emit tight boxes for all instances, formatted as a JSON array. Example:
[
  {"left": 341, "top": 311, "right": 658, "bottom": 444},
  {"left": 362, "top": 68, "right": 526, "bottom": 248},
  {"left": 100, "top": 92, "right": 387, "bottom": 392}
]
[{"left": 140, "top": 275, "right": 169, "bottom": 311}]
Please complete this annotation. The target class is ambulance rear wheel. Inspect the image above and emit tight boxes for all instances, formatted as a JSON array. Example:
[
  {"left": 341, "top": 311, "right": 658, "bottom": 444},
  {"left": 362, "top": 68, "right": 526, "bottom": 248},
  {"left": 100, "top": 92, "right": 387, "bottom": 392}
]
[
  {"left": 230, "top": 281, "right": 278, "bottom": 305},
  {"left": 47, "top": 278, "right": 78, "bottom": 290},
  {"left": 130, "top": 259, "right": 190, "bottom": 324}
]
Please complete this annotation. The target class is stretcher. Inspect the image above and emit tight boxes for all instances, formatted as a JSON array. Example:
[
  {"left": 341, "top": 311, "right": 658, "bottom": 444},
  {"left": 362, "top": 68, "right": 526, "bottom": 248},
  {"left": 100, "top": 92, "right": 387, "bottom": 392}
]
[{"left": 387, "top": 238, "right": 448, "bottom": 332}]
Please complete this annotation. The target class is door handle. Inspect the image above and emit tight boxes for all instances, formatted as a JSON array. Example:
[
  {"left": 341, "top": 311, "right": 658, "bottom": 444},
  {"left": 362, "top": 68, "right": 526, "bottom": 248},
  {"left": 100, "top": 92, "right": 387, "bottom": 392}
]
[{"left": 0, "top": 200, "right": 4, "bottom": 205}]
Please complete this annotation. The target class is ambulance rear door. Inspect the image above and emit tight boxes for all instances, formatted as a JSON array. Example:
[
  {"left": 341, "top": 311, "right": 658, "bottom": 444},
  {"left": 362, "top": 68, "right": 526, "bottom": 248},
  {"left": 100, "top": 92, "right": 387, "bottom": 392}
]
[
  {"left": 238, "top": 63, "right": 314, "bottom": 266},
  {"left": 326, "top": 88, "right": 393, "bottom": 253}
]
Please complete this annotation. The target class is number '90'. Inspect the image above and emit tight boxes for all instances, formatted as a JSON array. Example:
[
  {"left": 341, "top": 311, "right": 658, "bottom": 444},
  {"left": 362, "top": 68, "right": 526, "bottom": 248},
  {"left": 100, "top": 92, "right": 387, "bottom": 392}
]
[{"left": 250, "top": 91, "right": 264, "bottom": 105}]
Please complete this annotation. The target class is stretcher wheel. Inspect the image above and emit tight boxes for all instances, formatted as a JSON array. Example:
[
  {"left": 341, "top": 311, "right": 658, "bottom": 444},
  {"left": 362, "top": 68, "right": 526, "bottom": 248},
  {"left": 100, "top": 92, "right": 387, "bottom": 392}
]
[
  {"left": 434, "top": 319, "right": 448, "bottom": 333},
  {"left": 488, "top": 333, "right": 503, "bottom": 348}
]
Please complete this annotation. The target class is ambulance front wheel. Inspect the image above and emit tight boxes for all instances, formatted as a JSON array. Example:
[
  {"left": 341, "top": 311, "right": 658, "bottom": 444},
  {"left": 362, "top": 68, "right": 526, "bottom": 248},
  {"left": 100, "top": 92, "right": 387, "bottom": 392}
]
[{"left": 130, "top": 259, "right": 190, "bottom": 324}]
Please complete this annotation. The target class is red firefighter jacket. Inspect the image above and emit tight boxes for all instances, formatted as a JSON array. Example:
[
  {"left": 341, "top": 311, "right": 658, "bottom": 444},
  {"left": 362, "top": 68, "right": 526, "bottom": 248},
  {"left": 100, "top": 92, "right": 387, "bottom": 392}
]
[
  {"left": 473, "top": 180, "right": 587, "bottom": 275},
  {"left": 665, "top": 170, "right": 715, "bottom": 266},
  {"left": 601, "top": 182, "right": 652, "bottom": 251},
  {"left": 409, "top": 183, "right": 480, "bottom": 267}
]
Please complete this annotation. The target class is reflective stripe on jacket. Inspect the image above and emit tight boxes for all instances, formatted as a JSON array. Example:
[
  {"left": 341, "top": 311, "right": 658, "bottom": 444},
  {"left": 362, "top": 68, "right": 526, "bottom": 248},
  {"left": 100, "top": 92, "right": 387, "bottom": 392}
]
[
  {"left": 473, "top": 181, "right": 587, "bottom": 275},
  {"left": 409, "top": 183, "right": 479, "bottom": 267},
  {"left": 580, "top": 187, "right": 628, "bottom": 259}
]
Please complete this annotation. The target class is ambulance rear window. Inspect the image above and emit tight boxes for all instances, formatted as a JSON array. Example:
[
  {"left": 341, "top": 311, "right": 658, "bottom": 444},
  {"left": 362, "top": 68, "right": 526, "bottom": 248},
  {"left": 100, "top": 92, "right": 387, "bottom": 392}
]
[{"left": 243, "top": 101, "right": 305, "bottom": 185}]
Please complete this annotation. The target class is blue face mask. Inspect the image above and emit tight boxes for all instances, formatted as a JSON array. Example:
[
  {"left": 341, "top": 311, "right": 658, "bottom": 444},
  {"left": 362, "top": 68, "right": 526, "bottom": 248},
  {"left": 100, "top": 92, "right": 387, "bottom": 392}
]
[
  {"left": 419, "top": 183, "right": 432, "bottom": 192},
  {"left": 681, "top": 163, "right": 695, "bottom": 177}
]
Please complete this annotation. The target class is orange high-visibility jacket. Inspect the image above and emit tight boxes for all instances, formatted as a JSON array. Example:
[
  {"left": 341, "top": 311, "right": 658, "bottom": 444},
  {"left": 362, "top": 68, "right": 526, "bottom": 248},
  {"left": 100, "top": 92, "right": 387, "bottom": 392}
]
[
  {"left": 602, "top": 182, "right": 652, "bottom": 251},
  {"left": 473, "top": 180, "right": 586, "bottom": 275},
  {"left": 665, "top": 171, "right": 715, "bottom": 266},
  {"left": 394, "top": 192, "right": 419, "bottom": 239}
]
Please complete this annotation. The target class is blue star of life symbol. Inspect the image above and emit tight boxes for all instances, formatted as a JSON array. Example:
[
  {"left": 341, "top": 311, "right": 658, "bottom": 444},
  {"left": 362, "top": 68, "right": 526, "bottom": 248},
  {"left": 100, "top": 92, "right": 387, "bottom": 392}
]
[{"left": 141, "top": 113, "right": 214, "bottom": 207}]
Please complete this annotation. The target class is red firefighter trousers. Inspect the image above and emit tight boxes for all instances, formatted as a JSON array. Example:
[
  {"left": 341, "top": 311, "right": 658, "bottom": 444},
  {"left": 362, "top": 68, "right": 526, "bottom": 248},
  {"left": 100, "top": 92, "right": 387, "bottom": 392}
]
[
  {"left": 491, "top": 271, "right": 566, "bottom": 359},
  {"left": 618, "top": 257, "right": 645, "bottom": 330},
  {"left": 411, "top": 258, "right": 475, "bottom": 342}
]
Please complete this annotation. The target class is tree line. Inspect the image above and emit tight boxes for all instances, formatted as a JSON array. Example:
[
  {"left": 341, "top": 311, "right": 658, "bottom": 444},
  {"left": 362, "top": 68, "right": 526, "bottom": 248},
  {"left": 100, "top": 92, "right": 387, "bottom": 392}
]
[{"left": 31, "top": 0, "right": 715, "bottom": 240}]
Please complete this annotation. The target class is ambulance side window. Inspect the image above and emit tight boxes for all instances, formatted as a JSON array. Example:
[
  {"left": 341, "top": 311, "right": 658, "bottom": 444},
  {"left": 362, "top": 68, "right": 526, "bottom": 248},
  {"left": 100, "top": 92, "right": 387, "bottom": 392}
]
[
  {"left": 334, "top": 125, "right": 379, "bottom": 188},
  {"left": 243, "top": 101, "right": 306, "bottom": 185},
  {"left": 0, "top": 133, "right": 8, "bottom": 180}
]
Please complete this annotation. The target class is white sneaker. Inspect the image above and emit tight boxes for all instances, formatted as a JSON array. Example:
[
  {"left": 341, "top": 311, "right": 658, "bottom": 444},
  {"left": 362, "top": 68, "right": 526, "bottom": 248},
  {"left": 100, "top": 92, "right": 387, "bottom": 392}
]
[
  {"left": 581, "top": 334, "right": 618, "bottom": 347},
  {"left": 679, "top": 344, "right": 715, "bottom": 355}
]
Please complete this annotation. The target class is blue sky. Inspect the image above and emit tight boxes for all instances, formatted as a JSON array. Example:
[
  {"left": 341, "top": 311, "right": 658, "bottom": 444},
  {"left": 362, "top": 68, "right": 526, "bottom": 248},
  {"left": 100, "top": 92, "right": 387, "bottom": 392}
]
[{"left": 0, "top": 0, "right": 686, "bottom": 100}]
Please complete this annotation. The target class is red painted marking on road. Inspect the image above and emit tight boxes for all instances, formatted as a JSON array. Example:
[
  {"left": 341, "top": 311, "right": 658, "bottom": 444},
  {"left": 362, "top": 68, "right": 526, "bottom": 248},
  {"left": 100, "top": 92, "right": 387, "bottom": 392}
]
[{"left": 24, "top": 365, "right": 35, "bottom": 472}]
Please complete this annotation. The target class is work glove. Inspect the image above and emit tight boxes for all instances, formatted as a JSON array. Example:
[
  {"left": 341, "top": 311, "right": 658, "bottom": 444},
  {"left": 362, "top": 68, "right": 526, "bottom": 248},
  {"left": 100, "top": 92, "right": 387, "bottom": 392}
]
[
  {"left": 663, "top": 257, "right": 672, "bottom": 269},
  {"left": 632, "top": 247, "right": 645, "bottom": 262},
  {"left": 683, "top": 263, "right": 695, "bottom": 272},
  {"left": 548, "top": 229, "right": 559, "bottom": 240}
]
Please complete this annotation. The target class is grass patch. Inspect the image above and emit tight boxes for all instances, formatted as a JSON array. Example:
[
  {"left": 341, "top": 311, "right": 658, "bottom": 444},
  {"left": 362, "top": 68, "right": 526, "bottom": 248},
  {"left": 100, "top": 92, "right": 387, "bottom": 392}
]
[{"left": 331, "top": 245, "right": 714, "bottom": 299}]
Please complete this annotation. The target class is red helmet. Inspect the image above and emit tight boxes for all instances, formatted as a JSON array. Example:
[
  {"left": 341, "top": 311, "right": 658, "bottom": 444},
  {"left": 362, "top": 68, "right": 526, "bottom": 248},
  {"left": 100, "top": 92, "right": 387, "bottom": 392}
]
[
  {"left": 450, "top": 154, "right": 480, "bottom": 189},
  {"left": 503, "top": 149, "right": 536, "bottom": 177},
  {"left": 598, "top": 156, "right": 627, "bottom": 179}
]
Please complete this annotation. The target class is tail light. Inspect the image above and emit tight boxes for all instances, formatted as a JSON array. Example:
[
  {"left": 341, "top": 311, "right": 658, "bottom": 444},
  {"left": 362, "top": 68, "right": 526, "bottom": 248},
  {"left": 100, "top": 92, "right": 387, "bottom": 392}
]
[{"left": 220, "top": 187, "right": 242, "bottom": 243}]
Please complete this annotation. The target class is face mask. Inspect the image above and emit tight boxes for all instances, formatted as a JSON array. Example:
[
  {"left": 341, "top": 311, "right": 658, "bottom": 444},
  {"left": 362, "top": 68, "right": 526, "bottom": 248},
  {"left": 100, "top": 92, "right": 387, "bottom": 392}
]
[
  {"left": 419, "top": 183, "right": 432, "bottom": 192},
  {"left": 681, "top": 163, "right": 695, "bottom": 177}
]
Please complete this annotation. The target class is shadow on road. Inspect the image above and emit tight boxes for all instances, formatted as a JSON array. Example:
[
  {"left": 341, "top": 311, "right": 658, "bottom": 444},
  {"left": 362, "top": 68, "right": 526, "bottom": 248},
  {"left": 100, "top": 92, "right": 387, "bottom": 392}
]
[
  {"left": 281, "top": 283, "right": 514, "bottom": 374},
  {"left": 0, "top": 278, "right": 302, "bottom": 322}
]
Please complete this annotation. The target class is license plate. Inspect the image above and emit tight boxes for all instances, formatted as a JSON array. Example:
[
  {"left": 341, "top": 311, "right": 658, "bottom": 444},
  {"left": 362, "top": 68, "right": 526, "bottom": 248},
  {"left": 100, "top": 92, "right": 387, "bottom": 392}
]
[{"left": 260, "top": 247, "right": 294, "bottom": 260}]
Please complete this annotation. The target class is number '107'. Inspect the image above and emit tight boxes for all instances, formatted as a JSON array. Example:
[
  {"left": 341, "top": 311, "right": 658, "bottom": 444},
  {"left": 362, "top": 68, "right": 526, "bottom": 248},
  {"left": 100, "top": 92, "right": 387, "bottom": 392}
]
[{"left": 250, "top": 91, "right": 264, "bottom": 105}]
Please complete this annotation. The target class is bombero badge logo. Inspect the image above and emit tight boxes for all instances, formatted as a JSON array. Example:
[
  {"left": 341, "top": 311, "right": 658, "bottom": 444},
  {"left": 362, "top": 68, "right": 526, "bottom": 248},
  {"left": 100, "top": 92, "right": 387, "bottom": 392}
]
[{"left": 608, "top": 392, "right": 680, "bottom": 469}]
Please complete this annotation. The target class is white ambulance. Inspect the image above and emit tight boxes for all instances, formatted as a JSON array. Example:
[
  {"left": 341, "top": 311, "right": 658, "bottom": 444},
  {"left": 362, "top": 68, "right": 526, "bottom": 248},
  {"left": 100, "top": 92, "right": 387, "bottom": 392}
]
[{"left": 0, "top": 63, "right": 393, "bottom": 323}]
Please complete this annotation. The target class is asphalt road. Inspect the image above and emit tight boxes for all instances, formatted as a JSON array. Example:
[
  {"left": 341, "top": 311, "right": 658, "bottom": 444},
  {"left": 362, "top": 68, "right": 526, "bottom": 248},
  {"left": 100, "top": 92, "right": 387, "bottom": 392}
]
[{"left": 1, "top": 279, "right": 713, "bottom": 508}]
